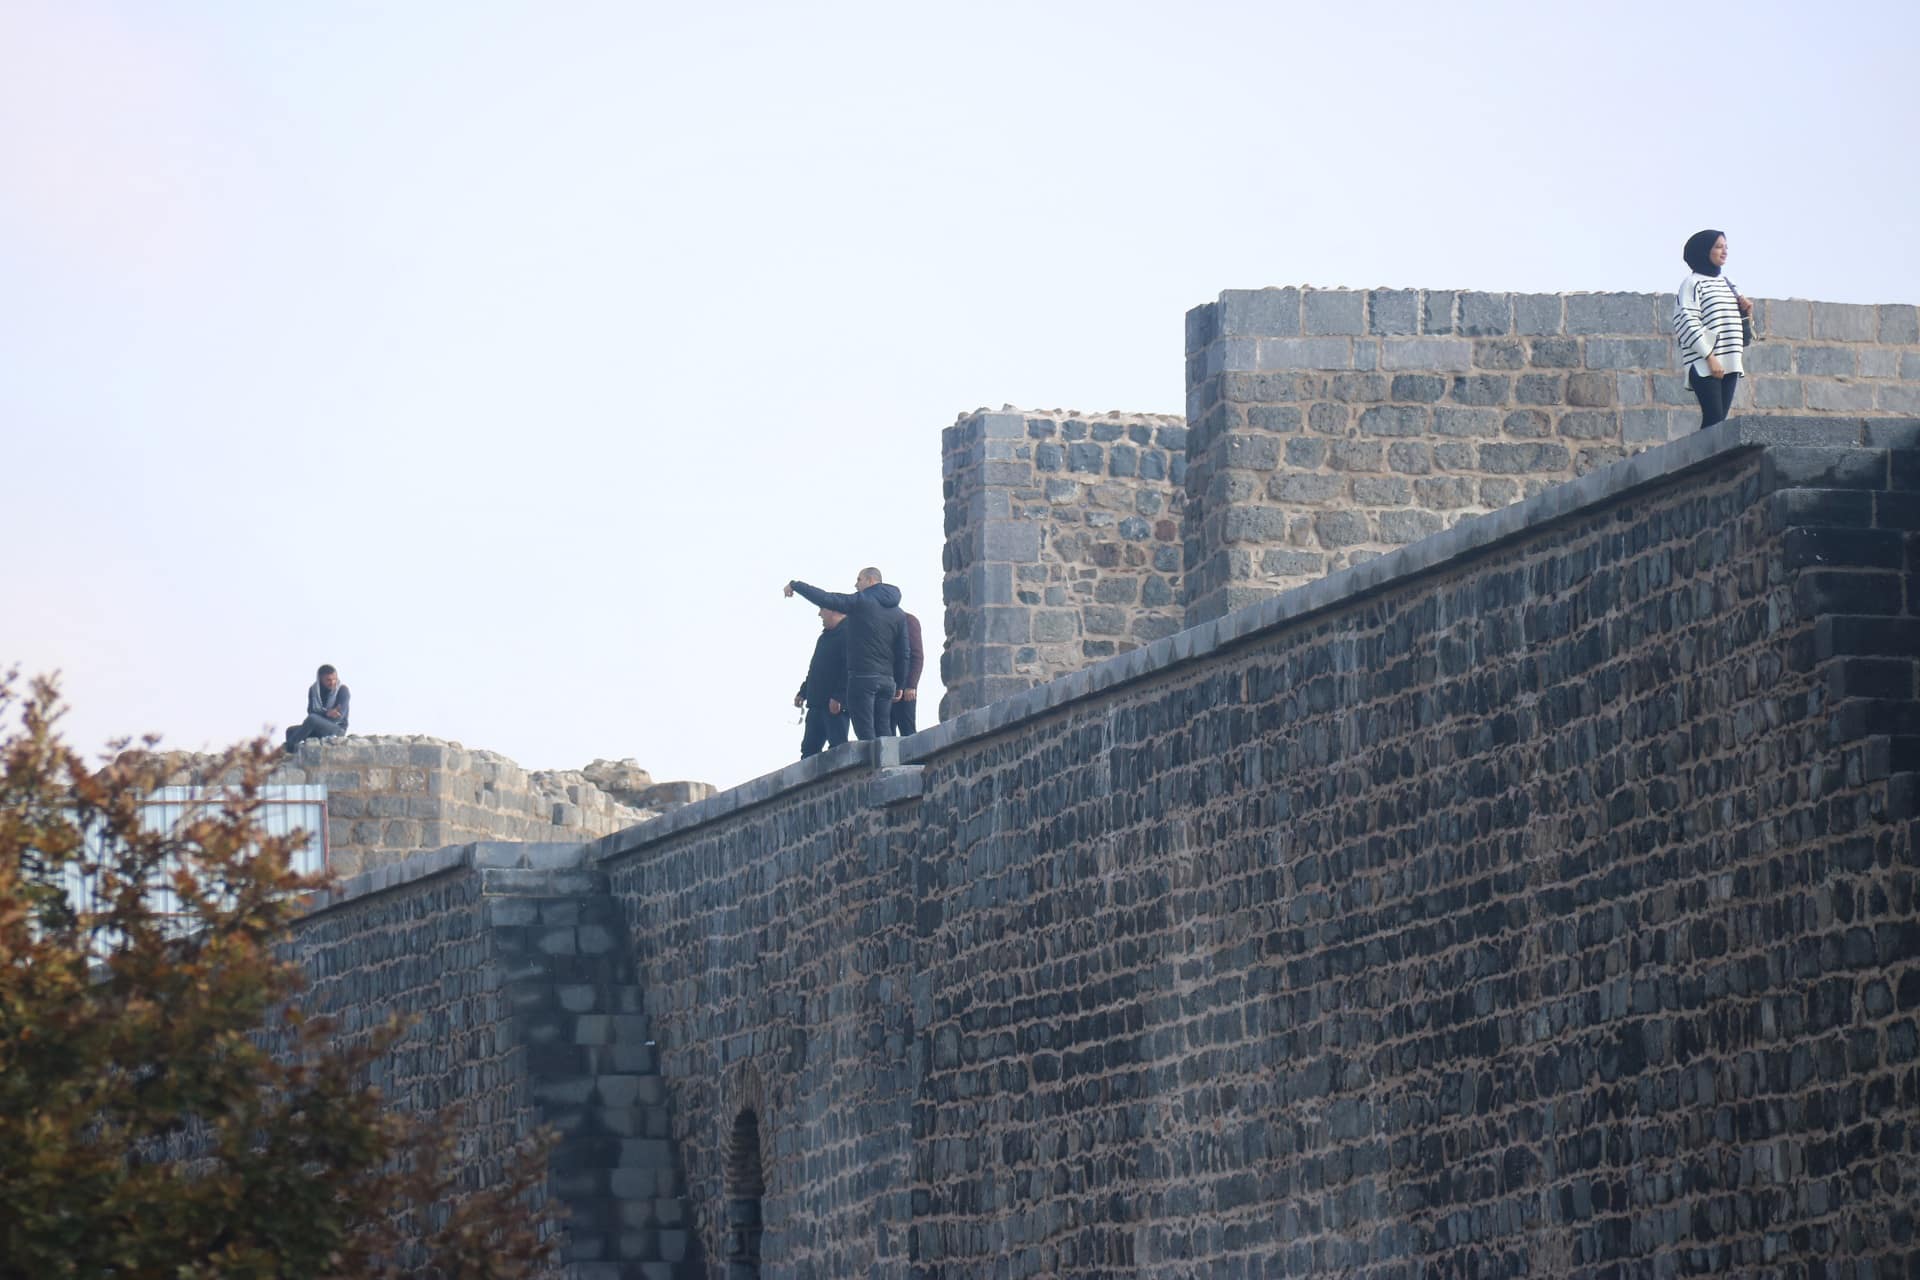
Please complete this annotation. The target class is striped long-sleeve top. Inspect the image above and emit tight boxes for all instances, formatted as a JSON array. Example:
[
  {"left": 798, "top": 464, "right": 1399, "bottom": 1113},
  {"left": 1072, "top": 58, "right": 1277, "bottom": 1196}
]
[{"left": 1673, "top": 272, "right": 1745, "bottom": 376}]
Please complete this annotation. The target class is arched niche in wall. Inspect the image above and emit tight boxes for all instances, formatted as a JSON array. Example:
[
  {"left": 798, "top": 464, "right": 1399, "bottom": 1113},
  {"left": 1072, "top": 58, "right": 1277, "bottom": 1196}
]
[{"left": 725, "top": 1108, "right": 764, "bottom": 1279}]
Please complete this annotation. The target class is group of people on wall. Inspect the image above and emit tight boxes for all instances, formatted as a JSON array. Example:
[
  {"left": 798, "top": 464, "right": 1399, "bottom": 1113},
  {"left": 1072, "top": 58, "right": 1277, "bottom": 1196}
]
[
  {"left": 785, "top": 567, "right": 923, "bottom": 757},
  {"left": 277, "top": 235, "right": 1755, "bottom": 767}
]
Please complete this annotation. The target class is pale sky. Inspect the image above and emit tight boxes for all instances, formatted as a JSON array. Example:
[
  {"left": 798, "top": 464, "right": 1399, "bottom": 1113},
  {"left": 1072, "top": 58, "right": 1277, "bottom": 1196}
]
[{"left": 3, "top": 0, "right": 1916, "bottom": 791}]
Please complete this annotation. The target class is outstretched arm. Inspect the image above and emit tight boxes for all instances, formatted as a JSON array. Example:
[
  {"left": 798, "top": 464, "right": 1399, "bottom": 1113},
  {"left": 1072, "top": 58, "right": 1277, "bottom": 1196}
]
[{"left": 788, "top": 580, "right": 862, "bottom": 613}]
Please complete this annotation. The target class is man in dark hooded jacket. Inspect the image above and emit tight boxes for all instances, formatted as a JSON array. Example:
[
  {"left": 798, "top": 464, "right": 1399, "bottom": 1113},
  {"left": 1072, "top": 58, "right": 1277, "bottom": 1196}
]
[{"left": 784, "top": 567, "right": 908, "bottom": 741}]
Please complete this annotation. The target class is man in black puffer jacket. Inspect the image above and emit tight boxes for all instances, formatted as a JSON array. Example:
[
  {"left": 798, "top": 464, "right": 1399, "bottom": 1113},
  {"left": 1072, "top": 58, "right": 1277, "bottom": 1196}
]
[
  {"left": 784, "top": 567, "right": 909, "bottom": 741},
  {"left": 794, "top": 607, "right": 850, "bottom": 757}
]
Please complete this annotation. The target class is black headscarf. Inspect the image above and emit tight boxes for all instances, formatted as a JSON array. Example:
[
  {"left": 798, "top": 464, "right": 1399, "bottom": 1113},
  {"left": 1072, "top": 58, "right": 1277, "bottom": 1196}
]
[{"left": 1683, "top": 229, "right": 1724, "bottom": 277}]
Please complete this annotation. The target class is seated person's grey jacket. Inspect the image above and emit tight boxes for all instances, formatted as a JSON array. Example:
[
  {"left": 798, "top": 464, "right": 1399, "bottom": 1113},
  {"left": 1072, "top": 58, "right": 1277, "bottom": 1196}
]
[{"left": 285, "top": 679, "right": 351, "bottom": 750}]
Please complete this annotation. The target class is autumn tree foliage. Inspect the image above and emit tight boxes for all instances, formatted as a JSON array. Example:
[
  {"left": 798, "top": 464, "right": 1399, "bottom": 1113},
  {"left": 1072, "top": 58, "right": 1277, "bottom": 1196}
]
[{"left": 0, "top": 673, "right": 558, "bottom": 1279}]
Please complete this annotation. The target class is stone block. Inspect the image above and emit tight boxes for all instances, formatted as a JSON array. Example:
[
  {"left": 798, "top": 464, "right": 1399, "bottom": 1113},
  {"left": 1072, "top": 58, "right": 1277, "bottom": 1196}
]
[
  {"left": 1351, "top": 477, "right": 1411, "bottom": 505},
  {"left": 1858, "top": 348, "right": 1902, "bottom": 379},
  {"left": 1359, "top": 405, "right": 1429, "bottom": 437},
  {"left": 980, "top": 522, "right": 1040, "bottom": 563},
  {"left": 1223, "top": 433, "right": 1281, "bottom": 470},
  {"left": 1566, "top": 292, "right": 1659, "bottom": 335},
  {"left": 1387, "top": 442, "right": 1433, "bottom": 474},
  {"left": 1745, "top": 342, "right": 1793, "bottom": 373},
  {"left": 1206, "top": 337, "right": 1259, "bottom": 374},
  {"left": 1378, "top": 508, "right": 1447, "bottom": 542},
  {"left": 1529, "top": 337, "right": 1581, "bottom": 368},
  {"left": 1515, "top": 374, "right": 1563, "bottom": 405},
  {"left": 1458, "top": 292, "right": 1511, "bottom": 336},
  {"left": 1258, "top": 337, "right": 1353, "bottom": 370},
  {"left": 1473, "top": 340, "right": 1527, "bottom": 370},
  {"left": 1327, "top": 373, "right": 1388, "bottom": 403},
  {"left": 1755, "top": 378, "right": 1805, "bottom": 409},
  {"left": 1379, "top": 339, "right": 1474, "bottom": 371},
  {"left": 1450, "top": 374, "right": 1511, "bottom": 405},
  {"left": 1414, "top": 476, "right": 1476, "bottom": 508},
  {"left": 1558, "top": 410, "right": 1619, "bottom": 440},
  {"left": 1224, "top": 506, "right": 1291, "bottom": 543},
  {"left": 1767, "top": 298, "right": 1812, "bottom": 339},
  {"left": 1030, "top": 608, "right": 1079, "bottom": 644},
  {"left": 1422, "top": 290, "right": 1457, "bottom": 334},
  {"left": 1285, "top": 436, "right": 1329, "bottom": 467},
  {"left": 1503, "top": 409, "right": 1551, "bottom": 438},
  {"left": 1652, "top": 374, "right": 1693, "bottom": 405},
  {"left": 1308, "top": 403, "right": 1349, "bottom": 434},
  {"left": 1432, "top": 408, "right": 1502, "bottom": 437},
  {"left": 1479, "top": 477, "right": 1520, "bottom": 505},
  {"left": 1796, "top": 346, "right": 1857, "bottom": 376},
  {"left": 1313, "top": 510, "right": 1371, "bottom": 547},
  {"left": 1565, "top": 372, "right": 1614, "bottom": 407},
  {"left": 1478, "top": 442, "right": 1570, "bottom": 473},
  {"left": 1391, "top": 374, "right": 1445, "bottom": 403},
  {"left": 1583, "top": 338, "right": 1671, "bottom": 370},
  {"left": 1812, "top": 302, "right": 1878, "bottom": 342},
  {"left": 1304, "top": 290, "right": 1365, "bottom": 335},
  {"left": 1614, "top": 373, "right": 1649, "bottom": 405},
  {"left": 1269, "top": 473, "right": 1345, "bottom": 504},
  {"left": 1217, "top": 288, "right": 1300, "bottom": 337},
  {"left": 982, "top": 607, "right": 1031, "bottom": 644},
  {"left": 1878, "top": 304, "right": 1919, "bottom": 344},
  {"left": 1247, "top": 404, "right": 1304, "bottom": 432},
  {"left": 1877, "top": 383, "right": 1920, "bottom": 414},
  {"left": 1330, "top": 440, "right": 1384, "bottom": 470},
  {"left": 1368, "top": 290, "right": 1419, "bottom": 335},
  {"left": 1066, "top": 442, "right": 1104, "bottom": 473},
  {"left": 1806, "top": 381, "right": 1875, "bottom": 412},
  {"left": 1185, "top": 302, "right": 1218, "bottom": 352},
  {"left": 1513, "top": 294, "right": 1564, "bottom": 335},
  {"left": 1622, "top": 410, "right": 1671, "bottom": 444},
  {"left": 1261, "top": 549, "right": 1325, "bottom": 576}
]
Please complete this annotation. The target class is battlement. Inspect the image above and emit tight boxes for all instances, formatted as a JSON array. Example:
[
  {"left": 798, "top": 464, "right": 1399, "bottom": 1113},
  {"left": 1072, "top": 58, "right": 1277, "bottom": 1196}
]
[{"left": 942, "top": 287, "right": 1920, "bottom": 718}]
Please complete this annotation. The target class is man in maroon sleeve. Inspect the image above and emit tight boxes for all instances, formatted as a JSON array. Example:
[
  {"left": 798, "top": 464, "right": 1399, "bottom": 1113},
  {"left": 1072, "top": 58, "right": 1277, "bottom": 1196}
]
[{"left": 890, "top": 609, "right": 924, "bottom": 737}]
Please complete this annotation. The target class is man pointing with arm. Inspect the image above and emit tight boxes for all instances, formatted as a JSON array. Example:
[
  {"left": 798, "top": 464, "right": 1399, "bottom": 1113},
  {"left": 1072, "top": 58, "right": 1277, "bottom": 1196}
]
[{"left": 784, "top": 567, "right": 909, "bottom": 742}]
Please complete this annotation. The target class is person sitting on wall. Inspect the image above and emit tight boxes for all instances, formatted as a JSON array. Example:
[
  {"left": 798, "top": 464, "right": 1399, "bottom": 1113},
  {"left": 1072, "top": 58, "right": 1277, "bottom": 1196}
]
[
  {"left": 783, "top": 568, "right": 908, "bottom": 742},
  {"left": 891, "top": 608, "right": 924, "bottom": 737},
  {"left": 796, "top": 607, "right": 851, "bottom": 757},
  {"left": 285, "top": 664, "right": 350, "bottom": 753}
]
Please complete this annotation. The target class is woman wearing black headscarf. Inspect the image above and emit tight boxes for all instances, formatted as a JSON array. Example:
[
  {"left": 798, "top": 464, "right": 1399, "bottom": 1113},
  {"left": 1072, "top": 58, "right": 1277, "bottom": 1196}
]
[{"left": 1672, "top": 229, "right": 1754, "bottom": 429}]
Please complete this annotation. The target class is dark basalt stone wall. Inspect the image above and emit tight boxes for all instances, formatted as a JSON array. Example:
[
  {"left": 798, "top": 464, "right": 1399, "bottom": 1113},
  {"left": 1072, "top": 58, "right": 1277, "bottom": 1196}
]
[{"left": 593, "top": 419, "right": 1920, "bottom": 1278}]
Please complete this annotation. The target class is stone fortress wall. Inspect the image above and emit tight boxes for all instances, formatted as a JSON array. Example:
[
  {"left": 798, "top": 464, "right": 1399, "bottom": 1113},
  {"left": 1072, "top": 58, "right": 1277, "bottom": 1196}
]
[
  {"left": 578, "top": 416, "right": 1920, "bottom": 1278},
  {"left": 268, "top": 282, "right": 1920, "bottom": 1279},
  {"left": 291, "top": 413, "right": 1920, "bottom": 1277},
  {"left": 943, "top": 288, "right": 1920, "bottom": 718}
]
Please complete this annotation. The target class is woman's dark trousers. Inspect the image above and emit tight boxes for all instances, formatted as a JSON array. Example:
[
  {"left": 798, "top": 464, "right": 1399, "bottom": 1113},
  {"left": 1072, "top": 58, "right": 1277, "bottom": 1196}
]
[{"left": 1690, "top": 369, "right": 1741, "bottom": 429}]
